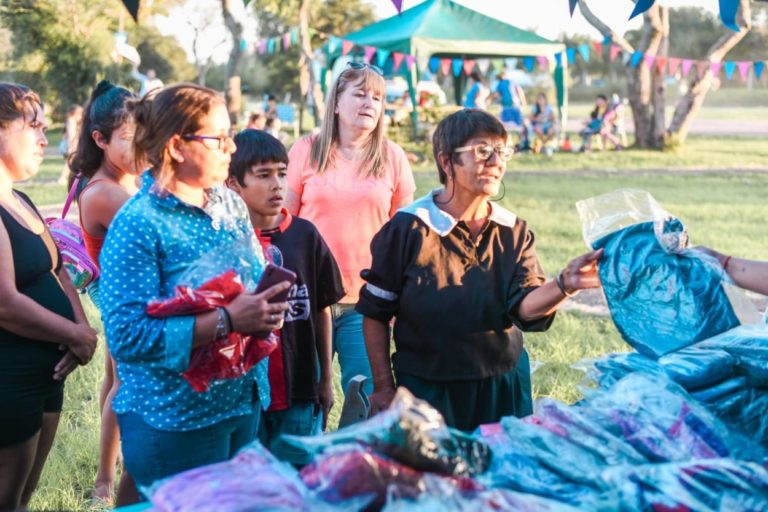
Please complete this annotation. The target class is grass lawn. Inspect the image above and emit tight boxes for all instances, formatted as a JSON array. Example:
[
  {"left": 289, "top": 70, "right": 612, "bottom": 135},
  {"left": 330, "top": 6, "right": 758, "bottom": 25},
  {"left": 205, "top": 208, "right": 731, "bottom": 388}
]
[{"left": 27, "top": 160, "right": 768, "bottom": 511}]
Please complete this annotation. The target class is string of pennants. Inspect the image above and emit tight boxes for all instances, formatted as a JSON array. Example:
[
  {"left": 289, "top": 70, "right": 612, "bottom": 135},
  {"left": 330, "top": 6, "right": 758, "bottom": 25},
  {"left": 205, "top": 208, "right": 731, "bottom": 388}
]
[{"left": 254, "top": 28, "right": 766, "bottom": 83}]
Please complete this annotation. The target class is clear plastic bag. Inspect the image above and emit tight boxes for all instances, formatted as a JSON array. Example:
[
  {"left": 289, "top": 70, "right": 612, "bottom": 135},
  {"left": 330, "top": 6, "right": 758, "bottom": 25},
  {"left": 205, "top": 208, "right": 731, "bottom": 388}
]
[
  {"left": 282, "top": 388, "right": 491, "bottom": 477},
  {"left": 576, "top": 189, "right": 759, "bottom": 358},
  {"left": 600, "top": 458, "right": 768, "bottom": 512}
]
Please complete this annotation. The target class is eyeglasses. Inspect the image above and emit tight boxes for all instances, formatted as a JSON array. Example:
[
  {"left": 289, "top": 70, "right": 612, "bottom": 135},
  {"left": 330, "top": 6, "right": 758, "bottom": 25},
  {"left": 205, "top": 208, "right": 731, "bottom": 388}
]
[
  {"left": 454, "top": 143, "right": 515, "bottom": 162},
  {"left": 347, "top": 61, "right": 384, "bottom": 76},
  {"left": 182, "top": 129, "right": 237, "bottom": 150}
]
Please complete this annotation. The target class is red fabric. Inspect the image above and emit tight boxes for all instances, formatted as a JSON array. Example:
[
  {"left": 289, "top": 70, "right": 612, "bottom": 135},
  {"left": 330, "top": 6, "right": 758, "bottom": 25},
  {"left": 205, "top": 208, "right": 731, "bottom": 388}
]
[
  {"left": 146, "top": 270, "right": 277, "bottom": 392},
  {"left": 77, "top": 178, "right": 110, "bottom": 268},
  {"left": 266, "top": 330, "right": 288, "bottom": 411}
]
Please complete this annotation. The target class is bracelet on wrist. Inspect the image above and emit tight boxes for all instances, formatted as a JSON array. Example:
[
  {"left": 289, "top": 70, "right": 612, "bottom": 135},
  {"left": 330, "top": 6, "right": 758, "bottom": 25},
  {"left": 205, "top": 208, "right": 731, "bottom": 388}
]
[
  {"left": 221, "top": 306, "right": 234, "bottom": 333},
  {"left": 722, "top": 255, "right": 732, "bottom": 271},
  {"left": 555, "top": 272, "right": 578, "bottom": 298},
  {"left": 214, "top": 307, "right": 231, "bottom": 340}
]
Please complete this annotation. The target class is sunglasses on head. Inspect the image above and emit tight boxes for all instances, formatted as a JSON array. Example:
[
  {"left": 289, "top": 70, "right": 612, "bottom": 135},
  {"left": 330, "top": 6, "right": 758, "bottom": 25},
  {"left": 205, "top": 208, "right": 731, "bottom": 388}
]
[{"left": 347, "top": 61, "right": 384, "bottom": 76}]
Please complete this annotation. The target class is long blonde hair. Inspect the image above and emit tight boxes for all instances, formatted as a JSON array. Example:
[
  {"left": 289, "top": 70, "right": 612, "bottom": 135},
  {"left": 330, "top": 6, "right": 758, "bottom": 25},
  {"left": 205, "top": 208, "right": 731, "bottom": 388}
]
[{"left": 310, "top": 66, "right": 388, "bottom": 178}]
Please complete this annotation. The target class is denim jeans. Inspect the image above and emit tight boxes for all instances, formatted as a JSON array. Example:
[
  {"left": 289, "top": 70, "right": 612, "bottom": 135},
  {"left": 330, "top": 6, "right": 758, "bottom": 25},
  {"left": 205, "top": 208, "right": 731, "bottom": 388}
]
[
  {"left": 117, "top": 406, "right": 260, "bottom": 495},
  {"left": 331, "top": 304, "right": 373, "bottom": 397},
  {"left": 258, "top": 401, "right": 321, "bottom": 466}
]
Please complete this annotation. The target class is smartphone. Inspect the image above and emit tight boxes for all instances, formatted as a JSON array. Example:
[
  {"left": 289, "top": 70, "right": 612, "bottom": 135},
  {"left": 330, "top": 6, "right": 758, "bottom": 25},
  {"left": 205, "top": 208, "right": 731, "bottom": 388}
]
[{"left": 254, "top": 263, "right": 297, "bottom": 303}]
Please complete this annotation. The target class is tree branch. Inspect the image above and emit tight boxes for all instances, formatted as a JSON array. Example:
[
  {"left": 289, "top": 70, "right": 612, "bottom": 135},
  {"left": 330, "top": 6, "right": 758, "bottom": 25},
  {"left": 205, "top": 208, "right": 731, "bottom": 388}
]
[{"left": 578, "top": 0, "right": 634, "bottom": 54}]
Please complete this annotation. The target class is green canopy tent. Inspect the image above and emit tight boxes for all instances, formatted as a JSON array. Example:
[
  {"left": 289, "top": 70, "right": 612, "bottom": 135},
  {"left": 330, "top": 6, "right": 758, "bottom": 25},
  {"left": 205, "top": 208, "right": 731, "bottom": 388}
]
[{"left": 326, "top": 0, "right": 568, "bottom": 133}]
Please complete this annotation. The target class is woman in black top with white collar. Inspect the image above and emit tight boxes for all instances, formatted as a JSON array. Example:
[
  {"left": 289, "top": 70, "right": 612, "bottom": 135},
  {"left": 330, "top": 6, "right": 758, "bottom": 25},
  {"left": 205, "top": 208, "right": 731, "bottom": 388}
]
[
  {"left": 0, "top": 83, "right": 98, "bottom": 510},
  {"left": 357, "top": 109, "right": 602, "bottom": 431}
]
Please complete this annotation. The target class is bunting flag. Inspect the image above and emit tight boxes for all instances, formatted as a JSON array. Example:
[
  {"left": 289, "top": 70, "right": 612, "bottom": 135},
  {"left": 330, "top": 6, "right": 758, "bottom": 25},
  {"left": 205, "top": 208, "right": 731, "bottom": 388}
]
[
  {"left": 723, "top": 61, "right": 736, "bottom": 80},
  {"left": 362, "top": 46, "right": 375, "bottom": 63},
  {"left": 282, "top": 33, "right": 291, "bottom": 50},
  {"left": 644, "top": 54, "right": 656, "bottom": 70},
  {"left": 452, "top": 58, "right": 463, "bottom": 77},
  {"left": 341, "top": 40, "right": 354, "bottom": 56},
  {"left": 119, "top": 0, "right": 140, "bottom": 22},
  {"left": 555, "top": 52, "right": 563, "bottom": 68},
  {"left": 505, "top": 57, "right": 518, "bottom": 69},
  {"left": 578, "top": 44, "right": 590, "bottom": 62},
  {"left": 477, "top": 58, "right": 491, "bottom": 74},
  {"left": 537, "top": 56, "right": 549, "bottom": 70},
  {"left": 376, "top": 49, "right": 390, "bottom": 69},
  {"left": 463, "top": 59, "right": 476, "bottom": 75},
  {"left": 523, "top": 56, "right": 535, "bottom": 72},
  {"left": 258, "top": 40, "right": 267, "bottom": 55},
  {"left": 290, "top": 29, "right": 298, "bottom": 45},
  {"left": 392, "top": 52, "right": 405, "bottom": 72},
  {"left": 327, "top": 36, "right": 341, "bottom": 55},
  {"left": 655, "top": 56, "right": 667, "bottom": 74},
  {"left": 682, "top": 59, "right": 694, "bottom": 77},
  {"left": 755, "top": 61, "right": 765, "bottom": 80},
  {"left": 631, "top": 52, "right": 643, "bottom": 68},
  {"left": 405, "top": 55, "right": 416, "bottom": 71},
  {"left": 592, "top": 41, "right": 602, "bottom": 56},
  {"left": 696, "top": 60, "right": 709, "bottom": 77},
  {"left": 429, "top": 57, "right": 440, "bottom": 74},
  {"left": 569, "top": 0, "right": 578, "bottom": 16},
  {"left": 267, "top": 38, "right": 275, "bottom": 54},
  {"left": 710, "top": 61, "right": 722, "bottom": 77},
  {"left": 719, "top": 0, "right": 741, "bottom": 32},
  {"left": 440, "top": 58, "right": 452, "bottom": 76},
  {"left": 566, "top": 48, "right": 576, "bottom": 65},
  {"left": 629, "top": 0, "right": 656, "bottom": 20},
  {"left": 610, "top": 45, "right": 622, "bottom": 63},
  {"left": 668, "top": 57, "right": 681, "bottom": 75},
  {"left": 494, "top": 59, "right": 506, "bottom": 71},
  {"left": 622, "top": 51, "right": 632, "bottom": 66},
  {"left": 737, "top": 61, "right": 750, "bottom": 80}
]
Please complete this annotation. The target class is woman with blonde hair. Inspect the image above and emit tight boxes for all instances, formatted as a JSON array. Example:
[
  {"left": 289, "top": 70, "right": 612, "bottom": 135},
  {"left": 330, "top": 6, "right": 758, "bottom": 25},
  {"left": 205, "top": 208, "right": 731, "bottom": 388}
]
[
  {"left": 98, "top": 84, "right": 291, "bottom": 492},
  {"left": 286, "top": 62, "right": 416, "bottom": 398}
]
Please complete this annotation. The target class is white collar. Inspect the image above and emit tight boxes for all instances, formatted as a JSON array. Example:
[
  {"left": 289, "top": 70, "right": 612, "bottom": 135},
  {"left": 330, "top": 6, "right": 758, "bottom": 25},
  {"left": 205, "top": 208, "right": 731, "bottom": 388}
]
[{"left": 399, "top": 190, "right": 517, "bottom": 237}]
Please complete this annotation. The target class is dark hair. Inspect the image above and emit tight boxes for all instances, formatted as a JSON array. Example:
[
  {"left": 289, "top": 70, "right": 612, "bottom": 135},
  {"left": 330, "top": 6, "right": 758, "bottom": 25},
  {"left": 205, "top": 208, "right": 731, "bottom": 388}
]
[
  {"left": 69, "top": 80, "right": 135, "bottom": 178},
  {"left": 248, "top": 112, "right": 264, "bottom": 124},
  {"left": 128, "top": 83, "right": 224, "bottom": 190},
  {"left": 228, "top": 129, "right": 288, "bottom": 186},
  {"left": 470, "top": 70, "right": 484, "bottom": 83},
  {"left": 265, "top": 116, "right": 278, "bottom": 129},
  {"left": 432, "top": 109, "right": 506, "bottom": 185},
  {"left": 0, "top": 82, "right": 43, "bottom": 129},
  {"left": 590, "top": 94, "right": 609, "bottom": 120}
]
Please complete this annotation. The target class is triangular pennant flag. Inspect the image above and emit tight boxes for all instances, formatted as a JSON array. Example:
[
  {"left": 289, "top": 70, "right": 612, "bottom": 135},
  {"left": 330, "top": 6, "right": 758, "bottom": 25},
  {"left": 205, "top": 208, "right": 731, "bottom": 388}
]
[
  {"left": 710, "top": 61, "right": 722, "bottom": 77},
  {"left": 682, "top": 59, "right": 694, "bottom": 76},
  {"left": 537, "top": 56, "right": 549, "bottom": 70},
  {"left": 719, "top": 0, "right": 741, "bottom": 32},
  {"left": 555, "top": 52, "right": 563, "bottom": 68},
  {"left": 327, "top": 36, "right": 341, "bottom": 55},
  {"left": 622, "top": 51, "right": 632, "bottom": 66},
  {"left": 463, "top": 59, "right": 476, "bottom": 75},
  {"left": 440, "top": 58, "right": 452, "bottom": 76},
  {"left": 376, "top": 49, "right": 390, "bottom": 69},
  {"left": 629, "top": 0, "right": 655, "bottom": 20},
  {"left": 723, "top": 61, "right": 736, "bottom": 80},
  {"left": 655, "top": 56, "right": 667, "bottom": 74},
  {"left": 342, "top": 40, "right": 354, "bottom": 56},
  {"left": 392, "top": 52, "right": 405, "bottom": 72},
  {"left": 569, "top": 0, "right": 578, "bottom": 16},
  {"left": 258, "top": 40, "right": 267, "bottom": 55},
  {"left": 452, "top": 58, "right": 464, "bottom": 77},
  {"left": 267, "top": 38, "right": 276, "bottom": 54},
  {"left": 505, "top": 57, "right": 518, "bottom": 69},
  {"left": 610, "top": 45, "right": 621, "bottom": 62},
  {"left": 282, "top": 33, "right": 291, "bottom": 50},
  {"left": 391, "top": 0, "right": 403, "bottom": 14},
  {"left": 737, "top": 61, "right": 750, "bottom": 81},
  {"left": 592, "top": 42, "right": 602, "bottom": 57},
  {"left": 668, "top": 57, "right": 681, "bottom": 75},
  {"left": 120, "top": 0, "right": 140, "bottom": 22},
  {"left": 523, "top": 56, "right": 535, "bottom": 72},
  {"left": 695, "top": 60, "right": 707, "bottom": 77},
  {"left": 290, "top": 29, "right": 298, "bottom": 45},
  {"left": 429, "top": 57, "right": 440, "bottom": 74},
  {"left": 477, "top": 58, "right": 491, "bottom": 74},
  {"left": 578, "top": 44, "right": 590, "bottom": 62},
  {"left": 405, "top": 55, "right": 416, "bottom": 71},
  {"left": 755, "top": 61, "right": 765, "bottom": 80},
  {"left": 363, "top": 46, "right": 376, "bottom": 63},
  {"left": 566, "top": 48, "right": 576, "bottom": 65},
  {"left": 630, "top": 51, "right": 643, "bottom": 68},
  {"left": 239, "top": 39, "right": 247, "bottom": 52},
  {"left": 492, "top": 59, "right": 505, "bottom": 71},
  {"left": 644, "top": 54, "right": 656, "bottom": 70}
]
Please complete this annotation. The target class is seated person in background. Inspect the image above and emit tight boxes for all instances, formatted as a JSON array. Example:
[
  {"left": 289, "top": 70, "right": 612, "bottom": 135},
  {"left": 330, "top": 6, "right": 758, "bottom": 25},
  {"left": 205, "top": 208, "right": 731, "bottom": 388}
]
[
  {"left": 579, "top": 94, "right": 622, "bottom": 152},
  {"left": 227, "top": 129, "right": 344, "bottom": 462},
  {"left": 529, "top": 93, "right": 557, "bottom": 153},
  {"left": 386, "top": 91, "right": 413, "bottom": 127},
  {"left": 247, "top": 112, "right": 266, "bottom": 131}
]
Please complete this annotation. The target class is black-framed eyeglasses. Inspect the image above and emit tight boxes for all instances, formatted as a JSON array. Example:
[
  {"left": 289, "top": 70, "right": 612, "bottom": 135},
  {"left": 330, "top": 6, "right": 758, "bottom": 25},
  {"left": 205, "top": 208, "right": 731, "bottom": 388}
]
[
  {"left": 347, "top": 61, "right": 384, "bottom": 76},
  {"left": 454, "top": 144, "right": 515, "bottom": 162},
  {"left": 182, "top": 129, "right": 237, "bottom": 150}
]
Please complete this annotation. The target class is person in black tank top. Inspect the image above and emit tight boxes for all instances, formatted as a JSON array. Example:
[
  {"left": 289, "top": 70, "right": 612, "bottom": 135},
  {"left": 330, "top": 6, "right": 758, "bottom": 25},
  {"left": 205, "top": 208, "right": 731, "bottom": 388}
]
[{"left": 0, "top": 82, "right": 98, "bottom": 511}]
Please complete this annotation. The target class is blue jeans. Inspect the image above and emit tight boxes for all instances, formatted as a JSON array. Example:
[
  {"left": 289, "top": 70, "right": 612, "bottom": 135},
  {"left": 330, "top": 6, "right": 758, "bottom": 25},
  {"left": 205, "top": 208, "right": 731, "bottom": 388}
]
[
  {"left": 258, "top": 402, "right": 321, "bottom": 465},
  {"left": 117, "top": 407, "right": 260, "bottom": 495},
  {"left": 332, "top": 304, "right": 373, "bottom": 396}
]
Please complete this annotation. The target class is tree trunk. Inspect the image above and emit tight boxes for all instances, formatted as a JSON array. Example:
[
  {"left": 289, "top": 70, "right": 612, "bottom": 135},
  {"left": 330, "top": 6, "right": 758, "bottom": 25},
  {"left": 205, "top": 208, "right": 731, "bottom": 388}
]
[
  {"left": 298, "top": 0, "right": 324, "bottom": 130},
  {"left": 222, "top": 0, "right": 243, "bottom": 126},
  {"left": 667, "top": 0, "right": 751, "bottom": 143}
]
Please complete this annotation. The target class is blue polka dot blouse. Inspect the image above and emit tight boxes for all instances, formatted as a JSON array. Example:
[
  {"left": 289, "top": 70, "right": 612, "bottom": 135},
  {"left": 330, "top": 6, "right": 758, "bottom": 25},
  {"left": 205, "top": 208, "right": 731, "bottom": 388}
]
[{"left": 99, "top": 171, "right": 270, "bottom": 431}]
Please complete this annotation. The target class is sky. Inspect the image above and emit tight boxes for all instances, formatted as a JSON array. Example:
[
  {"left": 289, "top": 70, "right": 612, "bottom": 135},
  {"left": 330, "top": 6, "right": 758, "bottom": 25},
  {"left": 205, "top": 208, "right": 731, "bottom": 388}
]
[{"left": 155, "top": 0, "right": 721, "bottom": 65}]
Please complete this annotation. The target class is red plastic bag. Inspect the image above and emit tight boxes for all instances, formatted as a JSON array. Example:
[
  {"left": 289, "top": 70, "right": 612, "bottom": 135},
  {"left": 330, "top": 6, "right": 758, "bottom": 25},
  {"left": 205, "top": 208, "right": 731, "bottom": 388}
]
[{"left": 147, "top": 270, "right": 277, "bottom": 392}]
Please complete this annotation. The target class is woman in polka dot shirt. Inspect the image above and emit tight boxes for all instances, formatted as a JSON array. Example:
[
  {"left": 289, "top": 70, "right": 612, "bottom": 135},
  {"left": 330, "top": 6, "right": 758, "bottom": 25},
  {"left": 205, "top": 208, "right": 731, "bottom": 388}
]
[{"left": 98, "top": 84, "right": 291, "bottom": 493}]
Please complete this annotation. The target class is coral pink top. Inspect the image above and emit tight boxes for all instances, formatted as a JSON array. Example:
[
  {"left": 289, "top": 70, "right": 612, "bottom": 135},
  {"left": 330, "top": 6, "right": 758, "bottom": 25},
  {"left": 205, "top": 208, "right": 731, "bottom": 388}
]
[
  {"left": 287, "top": 136, "right": 416, "bottom": 302},
  {"left": 78, "top": 179, "right": 108, "bottom": 268}
]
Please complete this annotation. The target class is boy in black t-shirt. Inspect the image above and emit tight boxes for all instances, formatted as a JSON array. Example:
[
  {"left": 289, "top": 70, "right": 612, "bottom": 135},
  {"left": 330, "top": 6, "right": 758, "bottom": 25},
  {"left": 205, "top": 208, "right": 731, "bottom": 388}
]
[{"left": 228, "top": 130, "right": 345, "bottom": 463}]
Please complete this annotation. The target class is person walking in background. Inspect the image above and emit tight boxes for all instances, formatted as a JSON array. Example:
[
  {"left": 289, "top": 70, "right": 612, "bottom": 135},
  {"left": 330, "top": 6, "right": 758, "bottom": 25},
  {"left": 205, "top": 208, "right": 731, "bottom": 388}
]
[
  {"left": 463, "top": 70, "right": 489, "bottom": 110},
  {"left": 98, "top": 84, "right": 290, "bottom": 493},
  {"left": 130, "top": 64, "right": 163, "bottom": 97},
  {"left": 228, "top": 129, "right": 344, "bottom": 463},
  {"left": 494, "top": 69, "right": 526, "bottom": 129},
  {"left": 286, "top": 62, "right": 416, "bottom": 397},
  {"left": 0, "top": 82, "right": 98, "bottom": 511},
  {"left": 69, "top": 80, "right": 141, "bottom": 506},
  {"left": 56, "top": 105, "right": 83, "bottom": 185}
]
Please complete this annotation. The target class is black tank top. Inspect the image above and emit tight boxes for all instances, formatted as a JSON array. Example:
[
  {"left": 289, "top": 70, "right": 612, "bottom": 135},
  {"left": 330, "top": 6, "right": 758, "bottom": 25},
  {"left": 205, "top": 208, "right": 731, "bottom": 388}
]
[{"left": 0, "top": 191, "right": 75, "bottom": 369}]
